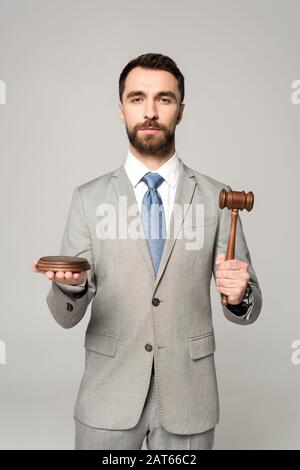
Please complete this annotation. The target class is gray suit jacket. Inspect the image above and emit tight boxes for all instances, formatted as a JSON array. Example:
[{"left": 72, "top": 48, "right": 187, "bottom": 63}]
[{"left": 46, "top": 158, "right": 262, "bottom": 434}]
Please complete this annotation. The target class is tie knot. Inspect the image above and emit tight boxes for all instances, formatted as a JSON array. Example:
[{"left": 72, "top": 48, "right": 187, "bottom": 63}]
[{"left": 141, "top": 172, "right": 164, "bottom": 189}]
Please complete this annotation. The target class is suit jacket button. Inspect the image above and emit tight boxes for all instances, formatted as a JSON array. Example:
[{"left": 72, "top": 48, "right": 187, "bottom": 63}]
[
  {"left": 152, "top": 297, "right": 160, "bottom": 306},
  {"left": 66, "top": 303, "right": 73, "bottom": 312},
  {"left": 145, "top": 344, "right": 153, "bottom": 352}
]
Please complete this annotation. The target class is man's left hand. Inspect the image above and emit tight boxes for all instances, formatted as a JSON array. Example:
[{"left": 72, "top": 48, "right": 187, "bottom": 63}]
[{"left": 215, "top": 253, "right": 250, "bottom": 305}]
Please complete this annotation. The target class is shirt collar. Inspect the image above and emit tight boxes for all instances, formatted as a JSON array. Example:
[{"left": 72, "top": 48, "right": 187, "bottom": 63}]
[{"left": 124, "top": 148, "right": 180, "bottom": 189}]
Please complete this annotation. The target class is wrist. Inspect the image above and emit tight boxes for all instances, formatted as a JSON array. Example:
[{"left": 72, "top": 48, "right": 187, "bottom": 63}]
[{"left": 229, "top": 284, "right": 251, "bottom": 306}]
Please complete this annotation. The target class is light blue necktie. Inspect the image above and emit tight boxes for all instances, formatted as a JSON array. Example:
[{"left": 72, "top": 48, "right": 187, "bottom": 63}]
[{"left": 140, "top": 172, "right": 167, "bottom": 276}]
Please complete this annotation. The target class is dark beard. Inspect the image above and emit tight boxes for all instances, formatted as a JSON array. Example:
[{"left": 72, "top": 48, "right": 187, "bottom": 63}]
[{"left": 125, "top": 125, "right": 175, "bottom": 156}]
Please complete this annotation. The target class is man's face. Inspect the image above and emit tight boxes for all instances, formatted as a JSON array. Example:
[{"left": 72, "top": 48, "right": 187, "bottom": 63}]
[{"left": 119, "top": 67, "right": 185, "bottom": 156}]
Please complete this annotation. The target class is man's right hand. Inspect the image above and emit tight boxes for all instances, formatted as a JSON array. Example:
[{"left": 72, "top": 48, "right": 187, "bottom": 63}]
[{"left": 32, "top": 260, "right": 87, "bottom": 286}]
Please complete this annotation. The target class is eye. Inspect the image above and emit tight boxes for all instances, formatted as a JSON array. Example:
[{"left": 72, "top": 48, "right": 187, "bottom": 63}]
[{"left": 131, "top": 97, "right": 171, "bottom": 103}]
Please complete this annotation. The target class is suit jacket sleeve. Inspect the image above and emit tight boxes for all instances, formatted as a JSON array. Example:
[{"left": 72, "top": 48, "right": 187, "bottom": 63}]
[
  {"left": 212, "top": 184, "right": 262, "bottom": 325},
  {"left": 46, "top": 186, "right": 96, "bottom": 328}
]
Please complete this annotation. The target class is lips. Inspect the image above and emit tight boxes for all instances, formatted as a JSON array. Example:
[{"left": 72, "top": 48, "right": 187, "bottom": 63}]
[{"left": 140, "top": 128, "right": 161, "bottom": 134}]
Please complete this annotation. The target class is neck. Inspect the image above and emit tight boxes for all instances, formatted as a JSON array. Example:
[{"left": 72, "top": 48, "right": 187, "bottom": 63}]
[{"left": 129, "top": 143, "right": 176, "bottom": 171}]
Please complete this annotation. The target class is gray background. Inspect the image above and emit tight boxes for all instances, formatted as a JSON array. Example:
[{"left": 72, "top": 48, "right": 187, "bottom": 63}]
[{"left": 0, "top": 0, "right": 299, "bottom": 449}]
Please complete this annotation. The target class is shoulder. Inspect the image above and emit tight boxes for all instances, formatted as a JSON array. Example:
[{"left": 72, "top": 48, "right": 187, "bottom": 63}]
[
  {"left": 75, "top": 168, "right": 118, "bottom": 199},
  {"left": 183, "top": 162, "right": 231, "bottom": 193}
]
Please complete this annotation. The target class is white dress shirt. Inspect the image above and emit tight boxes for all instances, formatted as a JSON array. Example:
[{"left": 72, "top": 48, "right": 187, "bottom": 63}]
[
  {"left": 124, "top": 148, "right": 181, "bottom": 235},
  {"left": 57, "top": 148, "right": 181, "bottom": 295}
]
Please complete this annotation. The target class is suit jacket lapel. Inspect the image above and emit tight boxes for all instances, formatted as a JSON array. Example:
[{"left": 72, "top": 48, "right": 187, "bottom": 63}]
[
  {"left": 153, "top": 159, "right": 197, "bottom": 291},
  {"left": 111, "top": 164, "right": 156, "bottom": 280}
]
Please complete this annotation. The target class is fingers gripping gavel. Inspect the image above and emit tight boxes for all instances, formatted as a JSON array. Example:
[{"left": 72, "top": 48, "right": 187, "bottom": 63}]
[{"left": 218, "top": 189, "right": 254, "bottom": 306}]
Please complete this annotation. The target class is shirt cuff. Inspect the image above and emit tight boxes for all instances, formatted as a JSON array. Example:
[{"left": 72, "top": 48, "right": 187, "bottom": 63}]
[
  {"left": 55, "top": 281, "right": 86, "bottom": 291},
  {"left": 55, "top": 281, "right": 87, "bottom": 298}
]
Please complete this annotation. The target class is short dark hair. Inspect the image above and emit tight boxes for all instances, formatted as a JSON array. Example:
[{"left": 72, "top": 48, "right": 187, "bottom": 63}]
[{"left": 119, "top": 53, "right": 185, "bottom": 104}]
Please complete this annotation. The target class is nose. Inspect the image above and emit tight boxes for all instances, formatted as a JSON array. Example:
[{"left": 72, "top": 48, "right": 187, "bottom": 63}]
[{"left": 144, "top": 99, "right": 158, "bottom": 121}]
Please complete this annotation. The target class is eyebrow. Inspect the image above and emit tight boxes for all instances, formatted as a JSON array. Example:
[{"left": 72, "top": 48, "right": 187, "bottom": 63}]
[{"left": 126, "top": 90, "right": 178, "bottom": 102}]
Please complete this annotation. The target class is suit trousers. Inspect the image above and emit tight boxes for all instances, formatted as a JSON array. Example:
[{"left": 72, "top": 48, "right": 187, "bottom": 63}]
[{"left": 74, "top": 362, "right": 215, "bottom": 450}]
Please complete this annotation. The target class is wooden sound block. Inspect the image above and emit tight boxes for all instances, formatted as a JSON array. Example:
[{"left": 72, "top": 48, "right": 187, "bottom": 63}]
[{"left": 36, "top": 256, "right": 91, "bottom": 273}]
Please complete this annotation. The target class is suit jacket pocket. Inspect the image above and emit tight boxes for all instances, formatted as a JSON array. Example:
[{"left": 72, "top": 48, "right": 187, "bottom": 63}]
[
  {"left": 84, "top": 331, "right": 119, "bottom": 357},
  {"left": 189, "top": 333, "right": 216, "bottom": 360},
  {"left": 183, "top": 214, "right": 217, "bottom": 229},
  {"left": 192, "top": 214, "right": 218, "bottom": 227}
]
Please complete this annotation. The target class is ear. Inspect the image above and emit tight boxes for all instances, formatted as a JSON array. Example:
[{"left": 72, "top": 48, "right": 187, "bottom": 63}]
[
  {"left": 176, "top": 103, "right": 185, "bottom": 125},
  {"left": 119, "top": 101, "right": 125, "bottom": 123}
]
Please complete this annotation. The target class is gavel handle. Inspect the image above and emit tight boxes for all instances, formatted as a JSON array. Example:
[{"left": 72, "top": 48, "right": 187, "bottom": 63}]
[{"left": 221, "top": 209, "right": 239, "bottom": 306}]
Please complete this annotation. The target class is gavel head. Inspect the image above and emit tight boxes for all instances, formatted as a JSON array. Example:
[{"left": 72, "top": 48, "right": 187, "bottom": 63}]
[{"left": 219, "top": 189, "right": 254, "bottom": 211}]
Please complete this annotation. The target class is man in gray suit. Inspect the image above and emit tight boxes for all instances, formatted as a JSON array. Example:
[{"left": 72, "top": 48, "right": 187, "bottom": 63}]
[{"left": 33, "top": 53, "right": 262, "bottom": 450}]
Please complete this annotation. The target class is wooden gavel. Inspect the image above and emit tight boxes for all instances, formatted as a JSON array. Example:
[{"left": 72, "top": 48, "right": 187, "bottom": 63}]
[{"left": 219, "top": 189, "right": 254, "bottom": 306}]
